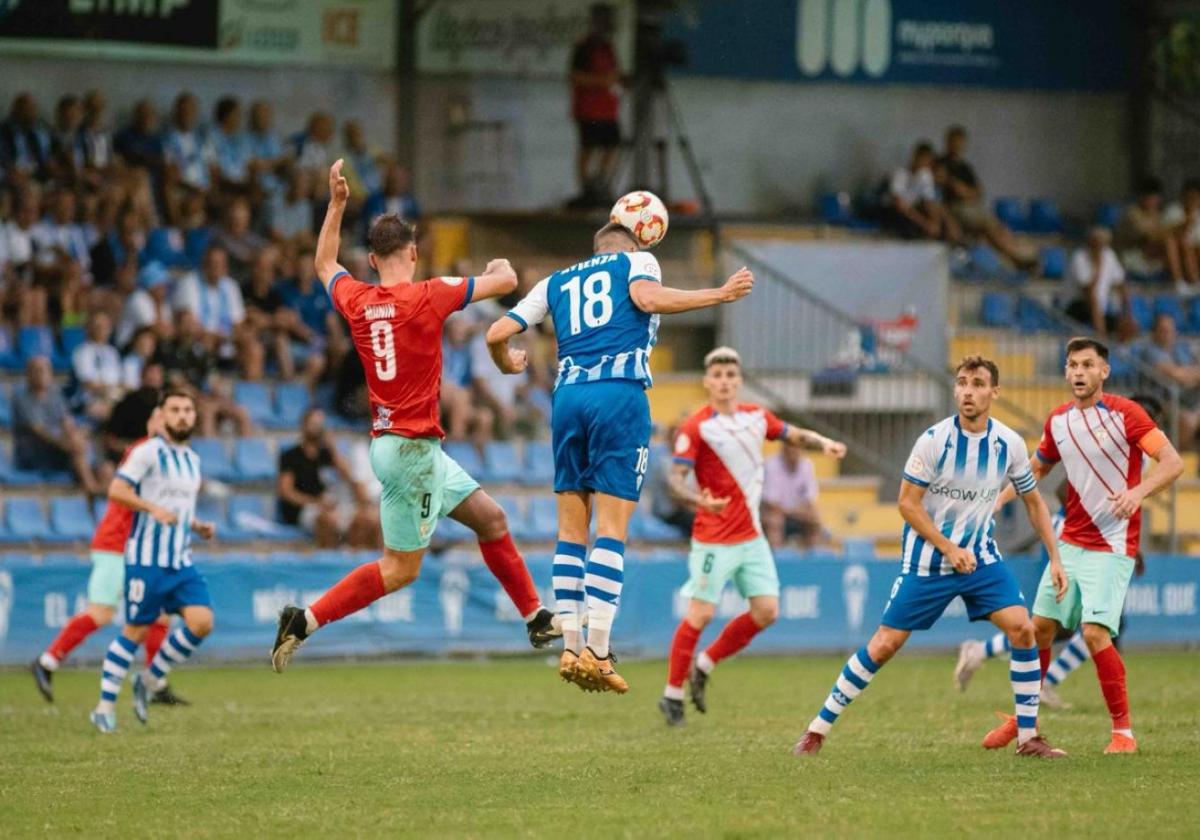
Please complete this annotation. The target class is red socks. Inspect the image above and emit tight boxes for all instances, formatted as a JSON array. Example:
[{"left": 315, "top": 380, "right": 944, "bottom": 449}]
[
  {"left": 667, "top": 621, "right": 702, "bottom": 688},
  {"left": 145, "top": 622, "right": 168, "bottom": 667},
  {"left": 479, "top": 534, "right": 541, "bottom": 618},
  {"left": 310, "top": 561, "right": 387, "bottom": 627},
  {"left": 1092, "top": 644, "right": 1131, "bottom": 731},
  {"left": 703, "top": 612, "right": 763, "bottom": 666},
  {"left": 46, "top": 614, "right": 100, "bottom": 662},
  {"left": 1039, "top": 647, "right": 1052, "bottom": 679}
]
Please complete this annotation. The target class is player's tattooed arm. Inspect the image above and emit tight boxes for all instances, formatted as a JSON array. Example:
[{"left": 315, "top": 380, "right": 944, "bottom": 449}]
[
  {"left": 785, "top": 426, "right": 847, "bottom": 458},
  {"left": 315, "top": 158, "right": 350, "bottom": 286},
  {"left": 667, "top": 462, "right": 727, "bottom": 514},
  {"left": 108, "top": 476, "right": 177, "bottom": 526},
  {"left": 898, "top": 480, "right": 975, "bottom": 573}
]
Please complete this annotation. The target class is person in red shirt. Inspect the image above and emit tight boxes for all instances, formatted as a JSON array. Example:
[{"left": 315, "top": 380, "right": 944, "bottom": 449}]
[
  {"left": 658, "top": 347, "right": 847, "bottom": 726},
  {"left": 271, "top": 160, "right": 557, "bottom": 671},
  {"left": 30, "top": 408, "right": 179, "bottom": 705},
  {"left": 569, "top": 2, "right": 622, "bottom": 206}
]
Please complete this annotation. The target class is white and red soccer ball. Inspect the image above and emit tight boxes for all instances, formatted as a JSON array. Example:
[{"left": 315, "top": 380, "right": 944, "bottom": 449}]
[{"left": 610, "top": 190, "right": 669, "bottom": 249}]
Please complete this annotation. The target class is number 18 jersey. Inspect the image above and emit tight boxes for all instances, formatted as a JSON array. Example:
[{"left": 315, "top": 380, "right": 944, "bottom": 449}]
[
  {"left": 506, "top": 251, "right": 661, "bottom": 390},
  {"left": 330, "top": 270, "right": 473, "bottom": 438}
]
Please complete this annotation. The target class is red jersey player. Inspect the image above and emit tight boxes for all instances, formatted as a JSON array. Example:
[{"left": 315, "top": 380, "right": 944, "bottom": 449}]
[
  {"left": 986, "top": 337, "right": 1183, "bottom": 754},
  {"left": 271, "top": 160, "right": 557, "bottom": 671},
  {"left": 31, "top": 406, "right": 183, "bottom": 705},
  {"left": 658, "top": 347, "right": 847, "bottom": 726}
]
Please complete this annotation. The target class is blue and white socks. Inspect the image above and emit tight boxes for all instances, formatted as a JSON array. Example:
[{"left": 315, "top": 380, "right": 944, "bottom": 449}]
[
  {"left": 808, "top": 647, "right": 879, "bottom": 735},
  {"left": 1046, "top": 631, "right": 1089, "bottom": 686},
  {"left": 1011, "top": 646, "right": 1041, "bottom": 744},
  {"left": 983, "top": 632, "right": 1011, "bottom": 659},
  {"left": 553, "top": 541, "right": 587, "bottom": 654},
  {"left": 583, "top": 537, "right": 624, "bottom": 659},
  {"left": 97, "top": 635, "right": 139, "bottom": 714},
  {"left": 146, "top": 626, "right": 204, "bottom": 691}
]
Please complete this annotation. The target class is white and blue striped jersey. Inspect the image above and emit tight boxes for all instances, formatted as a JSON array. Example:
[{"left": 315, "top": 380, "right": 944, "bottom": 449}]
[
  {"left": 900, "top": 415, "right": 1036, "bottom": 576},
  {"left": 116, "top": 435, "right": 202, "bottom": 570},
  {"left": 505, "top": 251, "right": 661, "bottom": 390}
]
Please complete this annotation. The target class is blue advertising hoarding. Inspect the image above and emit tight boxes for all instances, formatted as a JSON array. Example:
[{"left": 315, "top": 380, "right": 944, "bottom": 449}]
[
  {"left": 666, "top": 0, "right": 1133, "bottom": 91},
  {"left": 1, "top": 552, "right": 1196, "bottom": 665}
]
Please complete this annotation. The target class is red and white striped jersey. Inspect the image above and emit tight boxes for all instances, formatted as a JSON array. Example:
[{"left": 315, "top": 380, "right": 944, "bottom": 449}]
[
  {"left": 1036, "top": 394, "right": 1164, "bottom": 557},
  {"left": 673, "top": 403, "right": 788, "bottom": 544}
]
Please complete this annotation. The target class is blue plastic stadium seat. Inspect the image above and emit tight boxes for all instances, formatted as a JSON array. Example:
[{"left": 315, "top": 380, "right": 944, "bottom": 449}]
[
  {"left": 981, "top": 292, "right": 1016, "bottom": 327},
  {"left": 1129, "top": 295, "right": 1154, "bottom": 333},
  {"left": 819, "top": 191, "right": 852, "bottom": 226},
  {"left": 525, "top": 497, "right": 559, "bottom": 540},
  {"left": 233, "top": 381, "right": 277, "bottom": 427},
  {"left": 993, "top": 197, "right": 1025, "bottom": 232},
  {"left": 195, "top": 495, "right": 224, "bottom": 526},
  {"left": 0, "top": 325, "right": 19, "bottom": 371},
  {"left": 491, "top": 494, "right": 525, "bottom": 531},
  {"left": 1108, "top": 348, "right": 1135, "bottom": 381},
  {"left": 435, "top": 516, "right": 475, "bottom": 543},
  {"left": 18, "top": 325, "right": 63, "bottom": 369},
  {"left": 1153, "top": 294, "right": 1186, "bottom": 327},
  {"left": 49, "top": 496, "right": 95, "bottom": 541},
  {"left": 4, "top": 497, "right": 52, "bottom": 542},
  {"left": 1188, "top": 297, "right": 1200, "bottom": 335},
  {"left": 0, "top": 382, "right": 10, "bottom": 426},
  {"left": 1027, "top": 199, "right": 1062, "bottom": 234},
  {"left": 483, "top": 441, "right": 522, "bottom": 484},
  {"left": 59, "top": 325, "right": 87, "bottom": 359},
  {"left": 226, "top": 493, "right": 300, "bottom": 541},
  {"left": 1015, "top": 296, "right": 1051, "bottom": 333},
  {"left": 443, "top": 441, "right": 484, "bottom": 477},
  {"left": 629, "top": 512, "right": 684, "bottom": 542},
  {"left": 520, "top": 440, "right": 555, "bottom": 485},
  {"left": 234, "top": 438, "right": 274, "bottom": 482},
  {"left": 273, "top": 382, "right": 311, "bottom": 429},
  {"left": 1095, "top": 202, "right": 1123, "bottom": 229},
  {"left": 1040, "top": 246, "right": 1066, "bottom": 280},
  {"left": 190, "top": 437, "right": 235, "bottom": 482},
  {"left": 966, "top": 244, "right": 1007, "bottom": 282}
]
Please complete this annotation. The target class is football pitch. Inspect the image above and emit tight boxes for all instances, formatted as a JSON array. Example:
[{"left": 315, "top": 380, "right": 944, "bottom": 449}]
[{"left": 2, "top": 651, "right": 1198, "bottom": 838}]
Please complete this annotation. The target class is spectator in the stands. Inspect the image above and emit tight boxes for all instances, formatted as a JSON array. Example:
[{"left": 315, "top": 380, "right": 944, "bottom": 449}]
[
  {"left": 1162, "top": 177, "right": 1200, "bottom": 292},
  {"left": 246, "top": 99, "right": 285, "bottom": 196},
  {"left": 276, "top": 408, "right": 379, "bottom": 548},
  {"left": 938, "top": 126, "right": 1036, "bottom": 270},
  {"left": 174, "top": 244, "right": 263, "bottom": 378},
  {"left": 442, "top": 315, "right": 493, "bottom": 446},
  {"left": 50, "top": 94, "right": 86, "bottom": 180},
  {"left": 1138, "top": 313, "right": 1200, "bottom": 449},
  {"left": 90, "top": 204, "right": 147, "bottom": 288},
  {"left": 32, "top": 187, "right": 91, "bottom": 276},
  {"left": 71, "top": 310, "right": 124, "bottom": 420},
  {"left": 885, "top": 141, "right": 961, "bottom": 244},
  {"left": 3, "top": 188, "right": 38, "bottom": 275},
  {"left": 79, "top": 89, "right": 113, "bottom": 180},
  {"left": 0, "top": 92, "right": 52, "bottom": 182},
  {"left": 162, "top": 92, "right": 212, "bottom": 193},
  {"left": 114, "top": 99, "right": 164, "bottom": 171},
  {"left": 1065, "top": 226, "right": 1129, "bottom": 338},
  {"left": 365, "top": 162, "right": 420, "bottom": 223},
  {"left": 267, "top": 164, "right": 315, "bottom": 244},
  {"left": 120, "top": 325, "right": 159, "bottom": 389},
  {"left": 212, "top": 198, "right": 266, "bottom": 281},
  {"left": 114, "top": 261, "right": 174, "bottom": 348},
  {"left": 1115, "top": 176, "right": 1195, "bottom": 293},
  {"left": 279, "top": 247, "right": 341, "bottom": 383},
  {"left": 156, "top": 308, "right": 252, "bottom": 436},
  {"left": 341, "top": 119, "right": 383, "bottom": 203},
  {"left": 210, "top": 96, "right": 252, "bottom": 195},
  {"left": 291, "top": 111, "right": 335, "bottom": 181},
  {"left": 243, "top": 246, "right": 305, "bottom": 380},
  {"left": 761, "top": 439, "right": 825, "bottom": 549},
  {"left": 12, "top": 356, "right": 100, "bottom": 493}
]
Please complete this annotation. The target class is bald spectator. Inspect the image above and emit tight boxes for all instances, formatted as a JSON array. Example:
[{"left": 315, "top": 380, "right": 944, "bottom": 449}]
[
  {"left": 1065, "top": 227, "right": 1129, "bottom": 338},
  {"left": 762, "top": 439, "right": 826, "bottom": 549},
  {"left": 1138, "top": 314, "right": 1200, "bottom": 450},
  {"left": 13, "top": 357, "right": 100, "bottom": 492}
]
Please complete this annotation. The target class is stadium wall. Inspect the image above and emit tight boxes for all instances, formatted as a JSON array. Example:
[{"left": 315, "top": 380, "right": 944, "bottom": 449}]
[{"left": 2, "top": 554, "right": 1196, "bottom": 664}]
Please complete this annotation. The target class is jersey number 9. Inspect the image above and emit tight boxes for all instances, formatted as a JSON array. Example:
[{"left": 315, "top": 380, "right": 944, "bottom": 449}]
[
  {"left": 370, "top": 320, "right": 396, "bottom": 381},
  {"left": 563, "top": 271, "right": 613, "bottom": 335}
]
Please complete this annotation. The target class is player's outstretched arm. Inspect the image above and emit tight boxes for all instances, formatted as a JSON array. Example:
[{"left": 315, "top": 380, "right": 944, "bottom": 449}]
[
  {"left": 471, "top": 258, "right": 519, "bottom": 302},
  {"left": 1020, "top": 487, "right": 1068, "bottom": 601},
  {"left": 630, "top": 267, "right": 754, "bottom": 315},
  {"left": 784, "top": 426, "right": 847, "bottom": 458},
  {"left": 898, "top": 480, "right": 975, "bottom": 573},
  {"left": 314, "top": 158, "right": 350, "bottom": 287}
]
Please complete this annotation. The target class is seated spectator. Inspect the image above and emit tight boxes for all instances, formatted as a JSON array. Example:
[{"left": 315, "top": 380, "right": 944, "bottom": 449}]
[
  {"left": 12, "top": 356, "right": 100, "bottom": 493},
  {"left": 364, "top": 162, "right": 420, "bottom": 223},
  {"left": 267, "top": 165, "right": 316, "bottom": 244},
  {"left": 155, "top": 308, "right": 252, "bottom": 436},
  {"left": 277, "top": 249, "right": 338, "bottom": 384},
  {"left": 0, "top": 92, "right": 52, "bottom": 182},
  {"left": 1162, "top": 177, "right": 1200, "bottom": 291},
  {"left": 2, "top": 189, "right": 48, "bottom": 324},
  {"left": 50, "top": 94, "right": 86, "bottom": 181},
  {"left": 114, "top": 99, "right": 164, "bottom": 172},
  {"left": 121, "top": 326, "right": 159, "bottom": 389},
  {"left": 90, "top": 204, "right": 147, "bottom": 288},
  {"left": 649, "top": 423, "right": 696, "bottom": 533},
  {"left": 1137, "top": 313, "right": 1200, "bottom": 450},
  {"left": 246, "top": 99, "right": 285, "bottom": 197},
  {"left": 276, "top": 409, "right": 379, "bottom": 548},
  {"left": 209, "top": 96, "right": 252, "bottom": 194},
  {"left": 291, "top": 111, "right": 335, "bottom": 182},
  {"left": 470, "top": 326, "right": 545, "bottom": 438},
  {"left": 79, "top": 89, "right": 113, "bottom": 182},
  {"left": 174, "top": 244, "right": 263, "bottom": 378},
  {"left": 341, "top": 119, "right": 383, "bottom": 203},
  {"left": 162, "top": 92, "right": 213, "bottom": 193},
  {"left": 884, "top": 141, "right": 960, "bottom": 244},
  {"left": 243, "top": 246, "right": 306, "bottom": 380},
  {"left": 761, "top": 439, "right": 826, "bottom": 549},
  {"left": 114, "top": 261, "right": 174, "bottom": 348},
  {"left": 211, "top": 198, "right": 266, "bottom": 281},
  {"left": 146, "top": 189, "right": 208, "bottom": 270},
  {"left": 1065, "top": 226, "right": 1129, "bottom": 337},
  {"left": 442, "top": 315, "right": 492, "bottom": 446},
  {"left": 1115, "top": 176, "right": 1194, "bottom": 292},
  {"left": 32, "top": 187, "right": 91, "bottom": 276},
  {"left": 71, "top": 311, "right": 124, "bottom": 420},
  {"left": 939, "top": 125, "right": 1036, "bottom": 269}
]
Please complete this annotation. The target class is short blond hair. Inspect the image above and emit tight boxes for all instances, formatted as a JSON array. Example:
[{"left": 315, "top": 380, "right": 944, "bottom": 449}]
[{"left": 704, "top": 346, "right": 741, "bottom": 369}]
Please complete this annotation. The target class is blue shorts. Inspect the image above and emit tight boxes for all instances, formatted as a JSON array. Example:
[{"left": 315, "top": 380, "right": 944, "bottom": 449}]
[
  {"left": 551, "top": 380, "right": 651, "bottom": 502},
  {"left": 124, "top": 563, "right": 211, "bottom": 626},
  {"left": 880, "top": 561, "right": 1025, "bottom": 631}
]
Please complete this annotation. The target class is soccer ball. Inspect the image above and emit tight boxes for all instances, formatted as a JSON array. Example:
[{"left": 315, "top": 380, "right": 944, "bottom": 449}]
[{"left": 610, "top": 191, "right": 669, "bottom": 249}]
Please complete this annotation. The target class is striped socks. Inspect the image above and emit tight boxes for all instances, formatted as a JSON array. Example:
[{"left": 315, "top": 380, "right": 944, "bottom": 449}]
[
  {"left": 808, "top": 647, "right": 879, "bottom": 736},
  {"left": 552, "top": 541, "right": 587, "bottom": 654},
  {"left": 983, "top": 632, "right": 1010, "bottom": 659},
  {"left": 146, "top": 626, "right": 204, "bottom": 691},
  {"left": 583, "top": 537, "right": 624, "bottom": 659},
  {"left": 1046, "top": 631, "right": 1089, "bottom": 686},
  {"left": 1011, "top": 646, "right": 1041, "bottom": 744},
  {"left": 97, "top": 635, "right": 139, "bottom": 714}
]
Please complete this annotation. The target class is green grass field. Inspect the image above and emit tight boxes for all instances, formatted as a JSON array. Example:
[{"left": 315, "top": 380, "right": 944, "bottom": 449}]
[{"left": 2, "top": 651, "right": 1198, "bottom": 838}]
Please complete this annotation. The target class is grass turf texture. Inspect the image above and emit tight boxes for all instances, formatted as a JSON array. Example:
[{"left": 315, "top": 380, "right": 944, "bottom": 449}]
[{"left": 2, "top": 652, "right": 1198, "bottom": 837}]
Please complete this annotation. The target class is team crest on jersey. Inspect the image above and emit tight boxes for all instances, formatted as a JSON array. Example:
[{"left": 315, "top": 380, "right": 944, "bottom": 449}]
[
  {"left": 373, "top": 406, "right": 392, "bottom": 432},
  {"left": 440, "top": 276, "right": 463, "bottom": 286},
  {"left": 907, "top": 455, "right": 924, "bottom": 474},
  {"left": 674, "top": 433, "right": 691, "bottom": 454}
]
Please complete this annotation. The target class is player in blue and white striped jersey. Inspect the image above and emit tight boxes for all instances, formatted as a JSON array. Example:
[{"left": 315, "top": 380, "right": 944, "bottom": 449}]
[
  {"left": 794, "top": 356, "right": 1070, "bottom": 758},
  {"left": 90, "top": 387, "right": 217, "bottom": 733}
]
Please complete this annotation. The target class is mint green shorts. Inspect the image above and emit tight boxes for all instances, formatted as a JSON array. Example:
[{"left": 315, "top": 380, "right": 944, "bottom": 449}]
[
  {"left": 1032, "top": 541, "right": 1135, "bottom": 637},
  {"left": 87, "top": 550, "right": 126, "bottom": 608},
  {"left": 369, "top": 435, "right": 480, "bottom": 551},
  {"left": 681, "top": 537, "right": 779, "bottom": 604}
]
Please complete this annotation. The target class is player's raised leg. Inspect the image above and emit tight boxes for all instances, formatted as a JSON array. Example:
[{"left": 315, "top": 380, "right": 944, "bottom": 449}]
[
  {"left": 91, "top": 622, "right": 149, "bottom": 734},
  {"left": 33, "top": 601, "right": 114, "bottom": 702},
  {"left": 142, "top": 603, "right": 212, "bottom": 701},
  {"left": 953, "top": 630, "right": 1008, "bottom": 692},
  {"left": 661, "top": 598, "right": 714, "bottom": 726}
]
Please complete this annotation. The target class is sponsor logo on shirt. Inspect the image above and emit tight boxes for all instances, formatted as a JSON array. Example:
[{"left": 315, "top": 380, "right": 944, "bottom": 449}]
[{"left": 928, "top": 484, "right": 998, "bottom": 502}]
